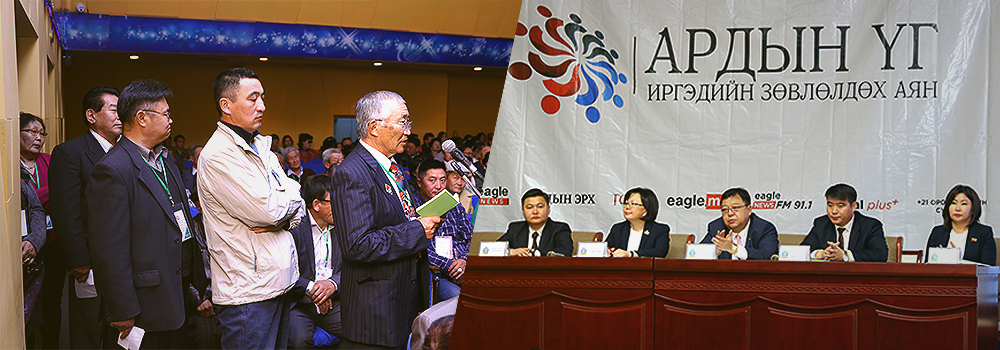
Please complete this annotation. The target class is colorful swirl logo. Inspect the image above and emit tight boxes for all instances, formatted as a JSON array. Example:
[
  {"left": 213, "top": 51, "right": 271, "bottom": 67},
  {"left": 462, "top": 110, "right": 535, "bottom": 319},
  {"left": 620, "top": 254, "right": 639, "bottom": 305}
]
[{"left": 508, "top": 5, "right": 627, "bottom": 123}]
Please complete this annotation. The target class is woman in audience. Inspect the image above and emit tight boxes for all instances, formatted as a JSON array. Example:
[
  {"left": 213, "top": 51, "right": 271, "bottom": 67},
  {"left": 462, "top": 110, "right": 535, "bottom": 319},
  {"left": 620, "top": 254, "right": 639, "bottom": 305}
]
[
  {"left": 19, "top": 112, "right": 49, "bottom": 346},
  {"left": 428, "top": 139, "right": 443, "bottom": 160},
  {"left": 925, "top": 184, "right": 996, "bottom": 265},
  {"left": 281, "top": 134, "right": 294, "bottom": 148},
  {"left": 298, "top": 132, "right": 318, "bottom": 162},
  {"left": 606, "top": 187, "right": 671, "bottom": 258}
]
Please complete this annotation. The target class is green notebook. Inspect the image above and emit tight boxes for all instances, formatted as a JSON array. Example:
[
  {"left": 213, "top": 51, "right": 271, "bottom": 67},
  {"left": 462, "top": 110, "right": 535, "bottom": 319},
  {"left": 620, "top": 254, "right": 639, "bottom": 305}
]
[{"left": 416, "top": 190, "right": 460, "bottom": 217}]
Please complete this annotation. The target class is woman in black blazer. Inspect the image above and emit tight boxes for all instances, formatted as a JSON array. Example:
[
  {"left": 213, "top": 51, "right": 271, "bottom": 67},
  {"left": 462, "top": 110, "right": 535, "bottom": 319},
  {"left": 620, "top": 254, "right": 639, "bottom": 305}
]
[
  {"left": 606, "top": 187, "right": 671, "bottom": 258},
  {"left": 925, "top": 184, "right": 996, "bottom": 265}
]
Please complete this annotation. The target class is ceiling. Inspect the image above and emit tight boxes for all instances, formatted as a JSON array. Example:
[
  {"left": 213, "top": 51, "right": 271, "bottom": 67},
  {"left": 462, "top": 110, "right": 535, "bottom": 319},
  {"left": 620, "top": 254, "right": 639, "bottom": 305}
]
[{"left": 51, "top": 0, "right": 522, "bottom": 39}]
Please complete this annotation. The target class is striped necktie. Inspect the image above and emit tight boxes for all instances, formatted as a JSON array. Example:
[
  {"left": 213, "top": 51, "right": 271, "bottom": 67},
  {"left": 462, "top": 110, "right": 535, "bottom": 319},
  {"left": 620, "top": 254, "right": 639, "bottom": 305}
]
[{"left": 388, "top": 161, "right": 417, "bottom": 219}]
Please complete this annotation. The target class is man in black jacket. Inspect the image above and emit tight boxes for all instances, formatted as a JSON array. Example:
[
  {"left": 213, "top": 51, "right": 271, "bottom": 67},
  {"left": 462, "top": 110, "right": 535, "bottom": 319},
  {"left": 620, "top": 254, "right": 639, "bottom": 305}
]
[
  {"left": 801, "top": 183, "right": 888, "bottom": 262},
  {"left": 498, "top": 188, "right": 573, "bottom": 257},
  {"left": 48, "top": 86, "right": 120, "bottom": 349}
]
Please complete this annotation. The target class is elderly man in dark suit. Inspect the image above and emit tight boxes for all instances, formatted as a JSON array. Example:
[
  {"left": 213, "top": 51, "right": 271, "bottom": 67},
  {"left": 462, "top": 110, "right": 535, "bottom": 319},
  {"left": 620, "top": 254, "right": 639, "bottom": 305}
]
[
  {"left": 498, "top": 188, "right": 574, "bottom": 257},
  {"left": 330, "top": 90, "right": 441, "bottom": 349},
  {"left": 87, "top": 80, "right": 207, "bottom": 348},
  {"left": 48, "top": 86, "right": 121, "bottom": 349},
  {"left": 801, "top": 183, "right": 888, "bottom": 262},
  {"left": 288, "top": 174, "right": 343, "bottom": 348}
]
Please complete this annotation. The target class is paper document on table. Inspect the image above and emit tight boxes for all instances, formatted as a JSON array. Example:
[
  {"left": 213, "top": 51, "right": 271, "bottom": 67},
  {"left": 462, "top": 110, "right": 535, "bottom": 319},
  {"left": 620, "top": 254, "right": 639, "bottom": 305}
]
[
  {"left": 117, "top": 326, "right": 145, "bottom": 350},
  {"left": 416, "top": 190, "right": 459, "bottom": 217}
]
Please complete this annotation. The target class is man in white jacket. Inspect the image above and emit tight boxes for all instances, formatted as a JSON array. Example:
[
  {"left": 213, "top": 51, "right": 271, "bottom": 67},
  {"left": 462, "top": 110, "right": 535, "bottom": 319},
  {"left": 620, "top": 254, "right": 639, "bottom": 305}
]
[{"left": 197, "top": 67, "right": 304, "bottom": 350}]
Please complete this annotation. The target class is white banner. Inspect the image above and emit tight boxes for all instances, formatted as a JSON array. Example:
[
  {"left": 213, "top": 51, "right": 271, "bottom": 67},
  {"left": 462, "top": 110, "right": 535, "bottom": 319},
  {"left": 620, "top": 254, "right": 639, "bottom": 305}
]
[{"left": 479, "top": 0, "right": 998, "bottom": 250}]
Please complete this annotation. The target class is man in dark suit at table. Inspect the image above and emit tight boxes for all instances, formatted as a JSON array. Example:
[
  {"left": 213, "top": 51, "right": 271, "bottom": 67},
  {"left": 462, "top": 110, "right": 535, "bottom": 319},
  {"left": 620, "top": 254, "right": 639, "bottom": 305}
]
[
  {"left": 498, "top": 188, "right": 574, "bottom": 257},
  {"left": 288, "top": 174, "right": 343, "bottom": 348},
  {"left": 87, "top": 80, "right": 207, "bottom": 348},
  {"left": 48, "top": 86, "right": 120, "bottom": 349},
  {"left": 330, "top": 90, "right": 441, "bottom": 349},
  {"left": 801, "top": 183, "right": 888, "bottom": 262},
  {"left": 700, "top": 187, "right": 779, "bottom": 260}
]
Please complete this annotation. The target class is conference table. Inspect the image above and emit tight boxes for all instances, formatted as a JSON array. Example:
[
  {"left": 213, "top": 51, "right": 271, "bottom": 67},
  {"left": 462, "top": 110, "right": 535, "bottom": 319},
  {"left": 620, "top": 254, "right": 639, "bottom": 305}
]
[{"left": 451, "top": 257, "right": 998, "bottom": 350}]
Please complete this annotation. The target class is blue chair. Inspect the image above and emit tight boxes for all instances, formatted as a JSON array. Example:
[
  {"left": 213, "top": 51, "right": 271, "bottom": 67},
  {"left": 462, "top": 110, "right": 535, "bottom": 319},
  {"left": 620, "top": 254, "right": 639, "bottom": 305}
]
[
  {"left": 183, "top": 160, "right": 194, "bottom": 169},
  {"left": 302, "top": 161, "right": 326, "bottom": 175},
  {"left": 313, "top": 327, "right": 340, "bottom": 348}
]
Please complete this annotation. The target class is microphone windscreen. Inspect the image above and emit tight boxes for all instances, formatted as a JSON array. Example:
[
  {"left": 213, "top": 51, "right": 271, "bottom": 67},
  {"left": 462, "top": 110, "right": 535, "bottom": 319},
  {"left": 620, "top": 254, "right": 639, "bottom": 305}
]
[
  {"left": 442, "top": 139, "right": 458, "bottom": 153},
  {"left": 770, "top": 254, "right": 780, "bottom": 261}
]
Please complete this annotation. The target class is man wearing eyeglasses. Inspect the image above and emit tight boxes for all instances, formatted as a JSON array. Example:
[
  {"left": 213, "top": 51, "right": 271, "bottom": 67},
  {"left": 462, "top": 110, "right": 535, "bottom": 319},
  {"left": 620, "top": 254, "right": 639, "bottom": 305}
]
[
  {"left": 87, "top": 80, "right": 207, "bottom": 348},
  {"left": 330, "top": 90, "right": 442, "bottom": 349},
  {"left": 699, "top": 187, "right": 779, "bottom": 260}
]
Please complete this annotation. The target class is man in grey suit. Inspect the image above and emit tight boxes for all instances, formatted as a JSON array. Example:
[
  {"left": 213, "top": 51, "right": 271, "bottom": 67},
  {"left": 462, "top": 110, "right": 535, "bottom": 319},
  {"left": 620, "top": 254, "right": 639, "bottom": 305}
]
[
  {"left": 330, "top": 91, "right": 441, "bottom": 349},
  {"left": 87, "top": 80, "right": 207, "bottom": 348}
]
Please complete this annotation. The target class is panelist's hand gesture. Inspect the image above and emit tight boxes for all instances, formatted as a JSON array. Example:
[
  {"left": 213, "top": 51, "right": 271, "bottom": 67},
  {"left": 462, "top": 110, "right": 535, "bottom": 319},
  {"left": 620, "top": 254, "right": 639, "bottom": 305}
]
[
  {"left": 509, "top": 247, "right": 533, "bottom": 257},
  {"left": 710, "top": 229, "right": 733, "bottom": 256},
  {"left": 822, "top": 241, "right": 846, "bottom": 261}
]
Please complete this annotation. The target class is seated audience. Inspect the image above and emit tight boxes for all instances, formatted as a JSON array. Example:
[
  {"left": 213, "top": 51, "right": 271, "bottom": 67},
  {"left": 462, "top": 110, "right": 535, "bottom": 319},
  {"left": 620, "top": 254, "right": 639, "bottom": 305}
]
[
  {"left": 498, "top": 188, "right": 573, "bottom": 257},
  {"left": 446, "top": 171, "right": 475, "bottom": 216},
  {"left": 289, "top": 175, "right": 343, "bottom": 349},
  {"left": 700, "top": 188, "right": 778, "bottom": 260},
  {"left": 299, "top": 133, "right": 318, "bottom": 162},
  {"left": 925, "top": 184, "right": 996, "bottom": 265},
  {"left": 410, "top": 296, "right": 458, "bottom": 350},
  {"left": 322, "top": 148, "right": 344, "bottom": 174},
  {"left": 284, "top": 148, "right": 316, "bottom": 183},
  {"left": 423, "top": 315, "right": 454, "bottom": 350},
  {"left": 282, "top": 134, "right": 295, "bottom": 149},
  {"left": 606, "top": 187, "right": 670, "bottom": 258},
  {"left": 412, "top": 160, "right": 473, "bottom": 301},
  {"left": 801, "top": 183, "right": 888, "bottom": 262}
]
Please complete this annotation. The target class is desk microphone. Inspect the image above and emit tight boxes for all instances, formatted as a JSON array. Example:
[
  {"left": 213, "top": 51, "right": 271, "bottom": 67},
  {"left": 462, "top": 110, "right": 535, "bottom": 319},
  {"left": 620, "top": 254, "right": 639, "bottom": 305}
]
[
  {"left": 770, "top": 254, "right": 780, "bottom": 261},
  {"left": 546, "top": 251, "right": 566, "bottom": 257}
]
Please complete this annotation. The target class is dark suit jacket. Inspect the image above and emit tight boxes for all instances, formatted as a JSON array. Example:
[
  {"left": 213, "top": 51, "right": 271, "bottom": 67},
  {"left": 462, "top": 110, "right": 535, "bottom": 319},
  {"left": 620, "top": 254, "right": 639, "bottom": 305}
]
[
  {"left": 86, "top": 137, "right": 206, "bottom": 332},
  {"left": 700, "top": 213, "right": 779, "bottom": 260},
  {"left": 49, "top": 132, "right": 106, "bottom": 269},
  {"left": 330, "top": 144, "right": 427, "bottom": 347},
  {"left": 801, "top": 211, "right": 888, "bottom": 262},
  {"left": 498, "top": 218, "right": 573, "bottom": 257},
  {"left": 176, "top": 163, "right": 197, "bottom": 200},
  {"left": 606, "top": 220, "right": 671, "bottom": 258},
  {"left": 925, "top": 222, "right": 997, "bottom": 266},
  {"left": 290, "top": 212, "right": 343, "bottom": 302}
]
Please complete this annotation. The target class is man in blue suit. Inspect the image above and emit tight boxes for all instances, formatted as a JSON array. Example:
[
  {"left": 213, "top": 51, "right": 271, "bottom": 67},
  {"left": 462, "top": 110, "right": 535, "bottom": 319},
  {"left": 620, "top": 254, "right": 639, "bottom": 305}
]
[
  {"left": 700, "top": 188, "right": 779, "bottom": 260},
  {"left": 801, "top": 183, "right": 888, "bottom": 262},
  {"left": 330, "top": 91, "right": 441, "bottom": 349}
]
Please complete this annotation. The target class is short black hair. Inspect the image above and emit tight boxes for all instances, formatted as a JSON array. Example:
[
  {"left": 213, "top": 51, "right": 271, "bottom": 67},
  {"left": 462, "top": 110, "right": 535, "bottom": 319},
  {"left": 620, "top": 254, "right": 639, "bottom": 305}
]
[
  {"left": 521, "top": 188, "right": 549, "bottom": 207},
  {"left": 825, "top": 183, "right": 857, "bottom": 203},
  {"left": 174, "top": 134, "right": 185, "bottom": 142},
  {"left": 303, "top": 174, "right": 332, "bottom": 208},
  {"left": 299, "top": 133, "right": 313, "bottom": 144},
  {"left": 416, "top": 159, "right": 446, "bottom": 180},
  {"left": 943, "top": 184, "right": 982, "bottom": 228},
  {"left": 118, "top": 80, "right": 173, "bottom": 126},
  {"left": 721, "top": 187, "right": 751, "bottom": 207},
  {"left": 213, "top": 68, "right": 259, "bottom": 116},
  {"left": 19, "top": 112, "right": 45, "bottom": 130},
  {"left": 623, "top": 187, "right": 659, "bottom": 222},
  {"left": 82, "top": 86, "right": 120, "bottom": 127}
]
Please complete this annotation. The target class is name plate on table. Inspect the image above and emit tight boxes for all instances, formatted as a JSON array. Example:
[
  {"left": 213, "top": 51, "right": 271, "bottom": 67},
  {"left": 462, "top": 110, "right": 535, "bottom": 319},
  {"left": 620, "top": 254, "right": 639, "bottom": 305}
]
[
  {"left": 577, "top": 242, "right": 608, "bottom": 257},
  {"left": 685, "top": 244, "right": 716, "bottom": 260},
  {"left": 927, "top": 247, "right": 961, "bottom": 264},
  {"left": 779, "top": 245, "right": 811, "bottom": 261},
  {"left": 479, "top": 241, "right": 509, "bottom": 257}
]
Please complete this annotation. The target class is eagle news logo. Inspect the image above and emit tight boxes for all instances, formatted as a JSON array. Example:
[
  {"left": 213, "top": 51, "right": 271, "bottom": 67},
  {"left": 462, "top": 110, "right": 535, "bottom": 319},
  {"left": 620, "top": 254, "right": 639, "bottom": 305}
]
[{"left": 508, "top": 5, "right": 627, "bottom": 123}]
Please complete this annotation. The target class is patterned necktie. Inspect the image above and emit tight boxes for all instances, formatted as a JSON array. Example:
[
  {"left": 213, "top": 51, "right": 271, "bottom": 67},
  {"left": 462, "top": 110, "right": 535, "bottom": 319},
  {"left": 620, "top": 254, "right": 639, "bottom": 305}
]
[
  {"left": 837, "top": 227, "right": 846, "bottom": 250},
  {"left": 734, "top": 232, "right": 743, "bottom": 247},
  {"left": 388, "top": 161, "right": 417, "bottom": 219}
]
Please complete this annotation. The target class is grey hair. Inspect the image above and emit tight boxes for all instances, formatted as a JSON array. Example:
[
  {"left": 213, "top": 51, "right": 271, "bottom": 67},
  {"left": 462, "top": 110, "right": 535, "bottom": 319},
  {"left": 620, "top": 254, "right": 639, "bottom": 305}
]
[
  {"left": 280, "top": 147, "right": 299, "bottom": 158},
  {"left": 355, "top": 90, "right": 405, "bottom": 138},
  {"left": 322, "top": 147, "right": 342, "bottom": 163}
]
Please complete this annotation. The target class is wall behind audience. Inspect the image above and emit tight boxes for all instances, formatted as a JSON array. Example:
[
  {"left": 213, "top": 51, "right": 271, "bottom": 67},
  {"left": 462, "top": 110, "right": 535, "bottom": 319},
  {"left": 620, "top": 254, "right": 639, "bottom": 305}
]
[{"left": 61, "top": 56, "right": 502, "bottom": 146}]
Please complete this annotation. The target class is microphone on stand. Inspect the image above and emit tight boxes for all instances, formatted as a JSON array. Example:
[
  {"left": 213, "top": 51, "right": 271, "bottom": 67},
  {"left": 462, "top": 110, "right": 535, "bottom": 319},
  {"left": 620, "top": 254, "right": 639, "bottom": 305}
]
[{"left": 442, "top": 140, "right": 483, "bottom": 181}]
